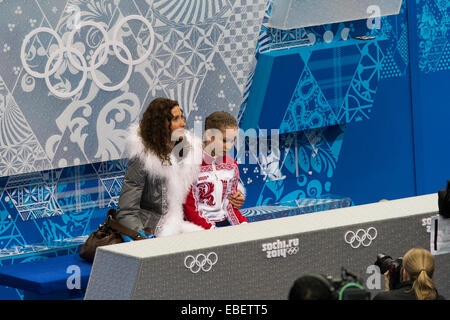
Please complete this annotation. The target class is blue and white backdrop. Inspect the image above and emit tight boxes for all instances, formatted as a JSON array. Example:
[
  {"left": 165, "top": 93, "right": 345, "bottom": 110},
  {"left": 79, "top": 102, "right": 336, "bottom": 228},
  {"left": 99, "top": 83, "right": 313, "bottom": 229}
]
[
  {"left": 0, "top": 0, "right": 449, "bottom": 299},
  {"left": 0, "top": 0, "right": 266, "bottom": 174}
]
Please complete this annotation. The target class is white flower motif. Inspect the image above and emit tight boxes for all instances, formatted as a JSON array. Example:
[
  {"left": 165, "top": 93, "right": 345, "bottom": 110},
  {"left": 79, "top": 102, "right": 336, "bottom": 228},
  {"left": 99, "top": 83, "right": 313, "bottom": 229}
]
[
  {"left": 217, "top": 90, "right": 225, "bottom": 98},
  {"left": 206, "top": 61, "right": 215, "bottom": 71},
  {"left": 3, "top": 44, "right": 10, "bottom": 53},
  {"left": 14, "top": 6, "right": 22, "bottom": 14},
  {"left": 86, "top": 49, "right": 94, "bottom": 63},
  {"left": 8, "top": 24, "right": 15, "bottom": 32},
  {"left": 29, "top": 19, "right": 37, "bottom": 27},
  {"left": 13, "top": 66, "right": 20, "bottom": 75}
]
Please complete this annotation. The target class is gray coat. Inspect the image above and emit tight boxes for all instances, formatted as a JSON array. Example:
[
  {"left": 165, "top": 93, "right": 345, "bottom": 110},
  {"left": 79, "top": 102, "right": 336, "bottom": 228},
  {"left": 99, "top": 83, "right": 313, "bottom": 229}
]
[
  {"left": 115, "top": 124, "right": 204, "bottom": 237},
  {"left": 116, "top": 156, "right": 168, "bottom": 235}
]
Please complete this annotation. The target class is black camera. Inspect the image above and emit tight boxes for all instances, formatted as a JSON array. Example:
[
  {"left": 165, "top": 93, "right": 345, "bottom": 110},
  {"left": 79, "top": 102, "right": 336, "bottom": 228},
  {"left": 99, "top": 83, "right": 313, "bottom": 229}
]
[
  {"left": 375, "top": 254, "right": 403, "bottom": 290},
  {"left": 313, "top": 268, "right": 371, "bottom": 300},
  {"left": 438, "top": 180, "right": 450, "bottom": 218}
]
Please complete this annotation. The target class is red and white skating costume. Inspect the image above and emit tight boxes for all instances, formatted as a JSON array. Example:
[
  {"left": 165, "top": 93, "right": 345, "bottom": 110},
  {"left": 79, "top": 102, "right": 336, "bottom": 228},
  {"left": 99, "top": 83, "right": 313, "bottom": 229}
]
[{"left": 184, "top": 150, "right": 248, "bottom": 229}]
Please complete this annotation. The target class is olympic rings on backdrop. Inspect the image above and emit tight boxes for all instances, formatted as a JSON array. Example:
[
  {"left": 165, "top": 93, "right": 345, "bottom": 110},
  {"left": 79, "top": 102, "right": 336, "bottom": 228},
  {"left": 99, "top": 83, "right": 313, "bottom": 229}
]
[
  {"left": 20, "top": 16, "right": 155, "bottom": 98},
  {"left": 112, "top": 15, "right": 154, "bottom": 66},
  {"left": 21, "top": 27, "right": 65, "bottom": 79},
  {"left": 344, "top": 227, "right": 378, "bottom": 249},
  {"left": 45, "top": 46, "right": 88, "bottom": 99},
  {"left": 184, "top": 252, "right": 218, "bottom": 274},
  {"left": 66, "top": 21, "right": 110, "bottom": 72},
  {"left": 90, "top": 41, "right": 133, "bottom": 92}
]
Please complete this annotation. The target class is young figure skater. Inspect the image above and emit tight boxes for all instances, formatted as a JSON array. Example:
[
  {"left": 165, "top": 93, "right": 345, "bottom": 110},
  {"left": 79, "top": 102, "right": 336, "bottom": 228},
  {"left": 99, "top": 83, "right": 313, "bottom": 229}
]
[{"left": 184, "top": 111, "right": 248, "bottom": 229}]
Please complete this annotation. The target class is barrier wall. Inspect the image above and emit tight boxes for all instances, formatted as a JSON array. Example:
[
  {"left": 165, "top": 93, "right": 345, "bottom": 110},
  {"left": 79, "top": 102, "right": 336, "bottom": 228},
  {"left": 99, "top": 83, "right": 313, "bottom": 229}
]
[{"left": 85, "top": 194, "right": 449, "bottom": 300}]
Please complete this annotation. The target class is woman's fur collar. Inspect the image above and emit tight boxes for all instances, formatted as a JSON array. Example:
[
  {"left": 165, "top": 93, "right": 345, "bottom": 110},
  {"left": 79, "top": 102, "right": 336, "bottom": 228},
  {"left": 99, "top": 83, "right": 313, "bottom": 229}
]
[{"left": 125, "top": 123, "right": 204, "bottom": 237}]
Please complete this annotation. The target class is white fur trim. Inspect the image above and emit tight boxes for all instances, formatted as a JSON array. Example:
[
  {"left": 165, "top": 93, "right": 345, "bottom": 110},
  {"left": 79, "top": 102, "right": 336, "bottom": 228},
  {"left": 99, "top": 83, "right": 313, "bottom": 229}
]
[{"left": 125, "top": 124, "right": 204, "bottom": 237}]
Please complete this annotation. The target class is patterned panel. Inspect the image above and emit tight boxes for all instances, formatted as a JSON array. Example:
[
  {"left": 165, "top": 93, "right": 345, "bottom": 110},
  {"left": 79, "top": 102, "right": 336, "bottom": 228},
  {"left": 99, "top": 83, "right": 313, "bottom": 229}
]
[
  {"left": 374, "top": 1, "right": 409, "bottom": 79},
  {"left": 337, "top": 41, "right": 385, "bottom": 123},
  {"left": 241, "top": 196, "right": 352, "bottom": 222},
  {"left": 0, "top": 158, "right": 127, "bottom": 299},
  {"left": 0, "top": 0, "right": 267, "bottom": 177},
  {"left": 415, "top": 0, "right": 450, "bottom": 73},
  {"left": 269, "top": 0, "right": 403, "bottom": 29},
  {"left": 237, "top": 0, "right": 272, "bottom": 122},
  {"left": 235, "top": 1, "right": 413, "bottom": 209},
  {"left": 152, "top": 0, "right": 229, "bottom": 25},
  {"left": 279, "top": 65, "right": 337, "bottom": 134},
  {"left": 0, "top": 160, "right": 127, "bottom": 254},
  {"left": 217, "top": 0, "right": 266, "bottom": 92},
  {"left": 0, "top": 74, "right": 52, "bottom": 177},
  {"left": 236, "top": 125, "right": 346, "bottom": 206}
]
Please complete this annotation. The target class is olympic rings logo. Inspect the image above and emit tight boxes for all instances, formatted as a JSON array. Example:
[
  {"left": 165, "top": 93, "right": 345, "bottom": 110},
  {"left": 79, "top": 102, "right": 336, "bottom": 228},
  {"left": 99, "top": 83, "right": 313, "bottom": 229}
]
[
  {"left": 344, "top": 227, "right": 378, "bottom": 249},
  {"left": 287, "top": 246, "right": 299, "bottom": 255},
  {"left": 20, "top": 15, "right": 154, "bottom": 98},
  {"left": 184, "top": 252, "right": 218, "bottom": 274}
]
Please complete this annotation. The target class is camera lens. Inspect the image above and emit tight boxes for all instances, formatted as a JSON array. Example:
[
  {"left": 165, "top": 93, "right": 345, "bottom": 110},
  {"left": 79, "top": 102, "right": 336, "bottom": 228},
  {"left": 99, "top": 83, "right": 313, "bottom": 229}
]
[{"left": 375, "top": 254, "right": 393, "bottom": 274}]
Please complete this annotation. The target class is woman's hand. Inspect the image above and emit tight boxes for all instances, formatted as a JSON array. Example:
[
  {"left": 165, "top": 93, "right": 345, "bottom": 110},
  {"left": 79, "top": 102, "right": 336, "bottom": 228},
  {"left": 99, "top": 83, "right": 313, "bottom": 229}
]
[
  {"left": 228, "top": 191, "right": 245, "bottom": 209},
  {"left": 384, "top": 271, "right": 390, "bottom": 292}
]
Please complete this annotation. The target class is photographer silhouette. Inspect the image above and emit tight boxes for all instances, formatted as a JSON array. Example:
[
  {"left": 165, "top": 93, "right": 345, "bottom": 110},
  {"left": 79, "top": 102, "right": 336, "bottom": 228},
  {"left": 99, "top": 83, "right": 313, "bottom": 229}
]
[
  {"left": 373, "top": 248, "right": 445, "bottom": 300},
  {"left": 289, "top": 268, "right": 370, "bottom": 300}
]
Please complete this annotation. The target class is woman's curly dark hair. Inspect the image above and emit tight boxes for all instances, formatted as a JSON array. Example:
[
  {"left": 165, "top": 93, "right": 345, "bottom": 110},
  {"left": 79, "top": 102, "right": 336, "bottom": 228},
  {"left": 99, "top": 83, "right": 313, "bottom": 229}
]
[{"left": 138, "top": 97, "right": 180, "bottom": 163}]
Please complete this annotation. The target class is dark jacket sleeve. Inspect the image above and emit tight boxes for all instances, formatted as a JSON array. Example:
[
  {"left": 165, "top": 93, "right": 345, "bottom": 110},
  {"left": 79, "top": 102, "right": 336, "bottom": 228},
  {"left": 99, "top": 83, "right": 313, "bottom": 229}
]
[{"left": 116, "top": 157, "right": 147, "bottom": 233}]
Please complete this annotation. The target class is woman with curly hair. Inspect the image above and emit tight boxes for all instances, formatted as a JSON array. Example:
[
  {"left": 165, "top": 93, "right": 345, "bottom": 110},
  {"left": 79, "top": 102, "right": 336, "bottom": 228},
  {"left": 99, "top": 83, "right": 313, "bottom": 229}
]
[{"left": 115, "top": 97, "right": 205, "bottom": 238}]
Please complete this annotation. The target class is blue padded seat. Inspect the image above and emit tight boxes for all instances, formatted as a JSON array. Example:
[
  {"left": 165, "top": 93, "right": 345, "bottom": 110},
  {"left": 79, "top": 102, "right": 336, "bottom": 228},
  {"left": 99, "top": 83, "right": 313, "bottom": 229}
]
[{"left": 0, "top": 254, "right": 91, "bottom": 299}]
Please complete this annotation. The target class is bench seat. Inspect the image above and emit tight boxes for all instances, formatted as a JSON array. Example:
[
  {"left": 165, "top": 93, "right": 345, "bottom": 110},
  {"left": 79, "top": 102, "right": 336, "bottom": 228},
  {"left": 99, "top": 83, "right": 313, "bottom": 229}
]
[{"left": 0, "top": 254, "right": 92, "bottom": 299}]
